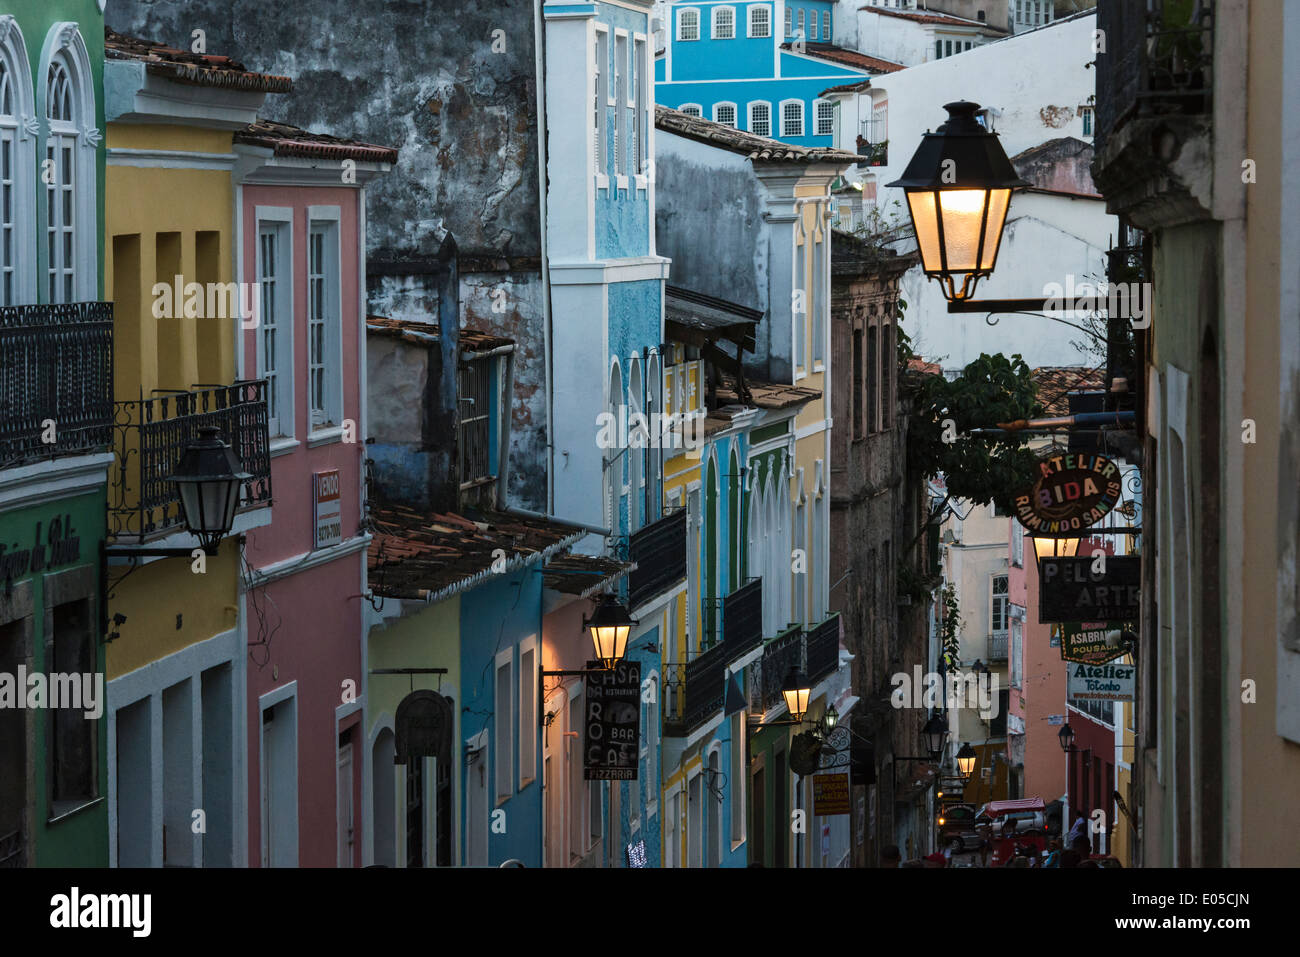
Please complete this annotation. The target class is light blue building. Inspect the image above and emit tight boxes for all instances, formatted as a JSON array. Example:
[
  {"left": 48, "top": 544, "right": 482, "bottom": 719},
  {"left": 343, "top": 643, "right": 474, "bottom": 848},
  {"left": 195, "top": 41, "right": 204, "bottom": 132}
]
[{"left": 655, "top": 0, "right": 900, "bottom": 148}]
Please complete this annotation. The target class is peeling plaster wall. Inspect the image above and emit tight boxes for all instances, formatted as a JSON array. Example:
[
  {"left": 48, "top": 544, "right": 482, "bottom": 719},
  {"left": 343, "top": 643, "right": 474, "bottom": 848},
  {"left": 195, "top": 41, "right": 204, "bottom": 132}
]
[{"left": 108, "top": 0, "right": 550, "bottom": 509}]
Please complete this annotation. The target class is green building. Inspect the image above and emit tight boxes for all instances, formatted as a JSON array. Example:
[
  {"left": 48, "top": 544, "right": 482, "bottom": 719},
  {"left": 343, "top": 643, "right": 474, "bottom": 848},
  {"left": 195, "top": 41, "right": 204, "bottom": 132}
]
[{"left": 0, "top": 0, "right": 109, "bottom": 867}]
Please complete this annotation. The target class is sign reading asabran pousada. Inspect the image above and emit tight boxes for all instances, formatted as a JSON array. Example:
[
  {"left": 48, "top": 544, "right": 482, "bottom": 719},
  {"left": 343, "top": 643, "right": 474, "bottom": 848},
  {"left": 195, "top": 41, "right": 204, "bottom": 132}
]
[{"left": 1014, "top": 451, "right": 1123, "bottom": 534}]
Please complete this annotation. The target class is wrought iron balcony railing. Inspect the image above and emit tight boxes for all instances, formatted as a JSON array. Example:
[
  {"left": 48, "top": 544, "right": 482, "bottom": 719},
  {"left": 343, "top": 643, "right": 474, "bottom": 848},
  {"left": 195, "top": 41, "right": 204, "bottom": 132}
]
[
  {"left": 987, "top": 632, "right": 1009, "bottom": 661},
  {"left": 109, "top": 380, "right": 273, "bottom": 541},
  {"left": 1094, "top": 0, "right": 1214, "bottom": 156},
  {"left": 627, "top": 508, "right": 687, "bottom": 609},
  {"left": 806, "top": 613, "right": 840, "bottom": 684},
  {"left": 663, "top": 640, "right": 729, "bottom": 737},
  {"left": 723, "top": 577, "right": 763, "bottom": 660},
  {"left": 750, "top": 624, "right": 805, "bottom": 716},
  {"left": 855, "top": 136, "right": 887, "bottom": 168},
  {"left": 0, "top": 302, "right": 113, "bottom": 469}
]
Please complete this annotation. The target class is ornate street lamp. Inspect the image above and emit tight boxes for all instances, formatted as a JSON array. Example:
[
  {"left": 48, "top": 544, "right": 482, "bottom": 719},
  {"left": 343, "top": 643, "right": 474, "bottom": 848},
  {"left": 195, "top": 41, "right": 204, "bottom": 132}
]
[
  {"left": 886, "top": 101, "right": 1028, "bottom": 303},
  {"left": 955, "top": 742, "right": 978, "bottom": 782},
  {"left": 1058, "top": 721, "right": 1076, "bottom": 753},
  {"left": 584, "top": 593, "right": 636, "bottom": 670},
  {"left": 781, "top": 667, "right": 812, "bottom": 722},
  {"left": 165, "top": 426, "right": 251, "bottom": 553},
  {"left": 921, "top": 713, "right": 949, "bottom": 761}
]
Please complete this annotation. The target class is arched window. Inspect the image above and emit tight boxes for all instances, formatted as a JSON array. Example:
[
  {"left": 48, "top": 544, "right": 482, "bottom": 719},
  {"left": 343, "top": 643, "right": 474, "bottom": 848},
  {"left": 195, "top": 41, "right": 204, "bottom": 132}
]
[
  {"left": 712, "top": 6, "right": 736, "bottom": 39},
  {"left": 677, "top": 8, "right": 701, "bottom": 41},
  {"left": 705, "top": 451, "right": 719, "bottom": 647},
  {"left": 679, "top": 103, "right": 703, "bottom": 118},
  {"left": 40, "top": 23, "right": 97, "bottom": 303},
  {"left": 814, "top": 98, "right": 835, "bottom": 136},
  {"left": 713, "top": 102, "right": 737, "bottom": 129},
  {"left": 606, "top": 361, "right": 623, "bottom": 534},
  {"left": 628, "top": 357, "right": 644, "bottom": 532},
  {"left": 0, "top": 16, "right": 35, "bottom": 305},
  {"left": 728, "top": 447, "right": 740, "bottom": 587},
  {"left": 749, "top": 5, "right": 771, "bottom": 38},
  {"left": 748, "top": 101, "right": 771, "bottom": 137},
  {"left": 780, "top": 99, "right": 804, "bottom": 137}
]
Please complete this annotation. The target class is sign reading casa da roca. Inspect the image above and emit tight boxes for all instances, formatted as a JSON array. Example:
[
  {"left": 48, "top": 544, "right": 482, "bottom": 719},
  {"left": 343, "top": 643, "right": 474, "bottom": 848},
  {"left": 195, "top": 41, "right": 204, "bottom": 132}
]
[{"left": 1015, "top": 451, "right": 1123, "bottom": 535}]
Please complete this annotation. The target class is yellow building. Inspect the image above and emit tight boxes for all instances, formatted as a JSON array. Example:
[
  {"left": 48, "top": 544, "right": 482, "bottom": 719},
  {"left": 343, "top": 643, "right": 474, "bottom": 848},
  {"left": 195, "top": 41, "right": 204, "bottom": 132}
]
[{"left": 100, "top": 30, "right": 289, "bottom": 867}]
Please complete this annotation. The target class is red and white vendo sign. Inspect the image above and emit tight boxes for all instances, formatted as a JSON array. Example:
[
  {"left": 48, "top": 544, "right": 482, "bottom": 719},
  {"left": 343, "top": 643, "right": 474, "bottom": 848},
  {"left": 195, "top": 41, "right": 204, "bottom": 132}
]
[{"left": 314, "top": 469, "right": 342, "bottom": 548}]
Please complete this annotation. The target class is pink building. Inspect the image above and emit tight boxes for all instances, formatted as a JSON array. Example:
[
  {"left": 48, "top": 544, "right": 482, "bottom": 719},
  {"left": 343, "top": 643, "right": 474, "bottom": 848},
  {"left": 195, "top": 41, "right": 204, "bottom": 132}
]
[{"left": 234, "top": 121, "right": 395, "bottom": 867}]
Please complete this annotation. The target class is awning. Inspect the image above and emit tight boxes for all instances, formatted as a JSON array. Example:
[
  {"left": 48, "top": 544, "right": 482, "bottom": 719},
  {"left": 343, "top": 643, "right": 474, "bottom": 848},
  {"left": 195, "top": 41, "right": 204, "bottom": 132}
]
[{"left": 665, "top": 285, "right": 760, "bottom": 354}]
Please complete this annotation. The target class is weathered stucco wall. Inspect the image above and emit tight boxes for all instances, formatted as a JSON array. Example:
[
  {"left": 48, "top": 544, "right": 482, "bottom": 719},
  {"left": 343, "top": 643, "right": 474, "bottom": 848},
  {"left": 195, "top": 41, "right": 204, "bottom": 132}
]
[{"left": 108, "top": 0, "right": 550, "bottom": 509}]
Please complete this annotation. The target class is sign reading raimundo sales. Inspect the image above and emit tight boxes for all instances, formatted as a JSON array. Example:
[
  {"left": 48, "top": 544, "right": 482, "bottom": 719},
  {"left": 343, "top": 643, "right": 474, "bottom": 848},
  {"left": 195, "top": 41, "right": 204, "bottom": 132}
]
[
  {"left": 1015, "top": 451, "right": 1123, "bottom": 534},
  {"left": 1067, "top": 661, "right": 1135, "bottom": 702}
]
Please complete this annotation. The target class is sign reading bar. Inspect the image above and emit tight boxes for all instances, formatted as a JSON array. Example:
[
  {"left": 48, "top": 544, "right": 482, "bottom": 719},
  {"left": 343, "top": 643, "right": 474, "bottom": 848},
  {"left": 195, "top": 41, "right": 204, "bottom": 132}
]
[
  {"left": 584, "top": 660, "right": 641, "bottom": 780},
  {"left": 1067, "top": 661, "right": 1135, "bottom": 702},
  {"left": 813, "top": 772, "right": 851, "bottom": 816},
  {"left": 1039, "top": 556, "right": 1140, "bottom": 623},
  {"left": 314, "top": 469, "right": 342, "bottom": 549},
  {"left": 1015, "top": 451, "right": 1122, "bottom": 534},
  {"left": 1062, "top": 621, "right": 1129, "bottom": 663}
]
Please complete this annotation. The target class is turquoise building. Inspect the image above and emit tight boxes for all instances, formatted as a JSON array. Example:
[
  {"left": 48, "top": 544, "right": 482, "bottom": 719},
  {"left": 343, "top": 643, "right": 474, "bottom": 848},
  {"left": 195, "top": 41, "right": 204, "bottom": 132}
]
[{"left": 655, "top": 0, "right": 898, "bottom": 148}]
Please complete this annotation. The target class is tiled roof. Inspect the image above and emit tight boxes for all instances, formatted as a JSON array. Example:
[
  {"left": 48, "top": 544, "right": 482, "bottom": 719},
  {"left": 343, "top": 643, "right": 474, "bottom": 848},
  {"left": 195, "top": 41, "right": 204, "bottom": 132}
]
[
  {"left": 655, "top": 106, "right": 862, "bottom": 166},
  {"left": 666, "top": 285, "right": 761, "bottom": 353},
  {"left": 907, "top": 357, "right": 943, "bottom": 376},
  {"left": 783, "top": 42, "right": 905, "bottom": 74},
  {"left": 368, "top": 506, "right": 585, "bottom": 603},
  {"left": 236, "top": 119, "right": 398, "bottom": 165},
  {"left": 366, "top": 315, "right": 515, "bottom": 355},
  {"left": 820, "top": 78, "right": 874, "bottom": 97},
  {"left": 542, "top": 554, "right": 636, "bottom": 599},
  {"left": 105, "top": 28, "right": 293, "bottom": 93},
  {"left": 858, "top": 7, "right": 1008, "bottom": 33},
  {"left": 716, "top": 378, "right": 822, "bottom": 410},
  {"left": 1030, "top": 366, "right": 1107, "bottom": 416}
]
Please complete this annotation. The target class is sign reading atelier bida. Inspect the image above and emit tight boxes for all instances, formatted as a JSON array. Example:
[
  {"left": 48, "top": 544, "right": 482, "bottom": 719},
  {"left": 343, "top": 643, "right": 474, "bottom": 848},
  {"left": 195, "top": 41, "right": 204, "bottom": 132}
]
[
  {"left": 1014, "top": 451, "right": 1124, "bottom": 537},
  {"left": 584, "top": 660, "right": 641, "bottom": 781}
]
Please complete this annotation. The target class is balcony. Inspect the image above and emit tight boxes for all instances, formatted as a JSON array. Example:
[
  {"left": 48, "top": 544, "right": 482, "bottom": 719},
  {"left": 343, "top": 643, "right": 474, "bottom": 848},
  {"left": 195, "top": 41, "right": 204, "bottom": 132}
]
[
  {"left": 806, "top": 613, "right": 840, "bottom": 684},
  {"left": 855, "top": 136, "right": 887, "bottom": 168},
  {"left": 0, "top": 302, "right": 113, "bottom": 470},
  {"left": 663, "top": 639, "right": 729, "bottom": 738},
  {"left": 627, "top": 508, "right": 687, "bottom": 609},
  {"left": 987, "top": 632, "right": 1008, "bottom": 662},
  {"left": 109, "top": 380, "right": 273, "bottom": 541},
  {"left": 1094, "top": 0, "right": 1213, "bottom": 157},
  {"left": 750, "top": 624, "right": 805, "bottom": 716},
  {"left": 722, "top": 577, "right": 762, "bottom": 660}
]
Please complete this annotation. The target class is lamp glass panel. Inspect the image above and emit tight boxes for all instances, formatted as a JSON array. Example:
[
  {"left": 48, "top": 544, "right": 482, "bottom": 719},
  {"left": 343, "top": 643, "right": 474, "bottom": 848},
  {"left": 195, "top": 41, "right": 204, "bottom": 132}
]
[
  {"left": 906, "top": 190, "right": 943, "bottom": 273},
  {"left": 1059, "top": 536, "right": 1080, "bottom": 559},
  {"left": 978, "top": 188, "right": 1011, "bottom": 269},
  {"left": 178, "top": 482, "right": 202, "bottom": 533},
  {"left": 936, "top": 188, "right": 991, "bottom": 272},
  {"left": 197, "top": 480, "right": 232, "bottom": 533}
]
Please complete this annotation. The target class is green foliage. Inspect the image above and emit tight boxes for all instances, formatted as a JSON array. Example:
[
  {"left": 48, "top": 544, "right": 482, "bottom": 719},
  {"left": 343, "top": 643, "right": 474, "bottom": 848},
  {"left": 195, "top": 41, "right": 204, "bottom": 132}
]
[
  {"left": 909, "top": 352, "right": 1042, "bottom": 513},
  {"left": 940, "top": 583, "right": 961, "bottom": 668}
]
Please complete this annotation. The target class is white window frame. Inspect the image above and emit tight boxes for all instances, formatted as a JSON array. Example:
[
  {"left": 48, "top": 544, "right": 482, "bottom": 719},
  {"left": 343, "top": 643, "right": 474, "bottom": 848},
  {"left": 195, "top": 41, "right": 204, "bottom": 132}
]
[
  {"left": 713, "top": 101, "right": 738, "bottom": 128},
  {"left": 595, "top": 26, "right": 609, "bottom": 188},
  {"left": 729, "top": 711, "right": 746, "bottom": 848},
  {"left": 0, "top": 17, "right": 36, "bottom": 307},
  {"left": 991, "top": 574, "right": 1009, "bottom": 636},
  {"left": 796, "top": 9, "right": 805, "bottom": 35},
  {"left": 518, "top": 636, "right": 537, "bottom": 790},
  {"left": 677, "top": 7, "right": 701, "bottom": 41},
  {"left": 306, "top": 207, "right": 344, "bottom": 438},
  {"left": 663, "top": 780, "right": 682, "bottom": 867},
  {"left": 822, "top": 9, "right": 831, "bottom": 40},
  {"left": 748, "top": 101, "right": 772, "bottom": 137},
  {"left": 39, "top": 23, "right": 97, "bottom": 305},
  {"left": 785, "top": 7, "right": 793, "bottom": 37},
  {"left": 614, "top": 29, "right": 628, "bottom": 189},
  {"left": 642, "top": 670, "right": 659, "bottom": 818},
  {"left": 679, "top": 102, "right": 703, "bottom": 118},
  {"left": 254, "top": 208, "right": 294, "bottom": 442},
  {"left": 813, "top": 97, "right": 834, "bottom": 137},
  {"left": 809, "top": 10, "right": 818, "bottom": 39},
  {"left": 494, "top": 647, "right": 514, "bottom": 804},
  {"left": 780, "top": 98, "right": 804, "bottom": 137},
  {"left": 634, "top": 34, "right": 648, "bottom": 188},
  {"left": 1011, "top": 527, "right": 1024, "bottom": 566},
  {"left": 748, "top": 5, "right": 771, "bottom": 38},
  {"left": 712, "top": 5, "right": 736, "bottom": 39}
]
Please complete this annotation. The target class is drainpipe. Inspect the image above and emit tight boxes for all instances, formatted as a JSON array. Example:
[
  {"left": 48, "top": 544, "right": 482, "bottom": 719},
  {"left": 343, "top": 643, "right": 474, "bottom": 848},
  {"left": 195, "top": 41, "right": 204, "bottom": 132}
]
[
  {"left": 503, "top": 505, "right": 611, "bottom": 539},
  {"left": 535, "top": 0, "right": 555, "bottom": 517}
]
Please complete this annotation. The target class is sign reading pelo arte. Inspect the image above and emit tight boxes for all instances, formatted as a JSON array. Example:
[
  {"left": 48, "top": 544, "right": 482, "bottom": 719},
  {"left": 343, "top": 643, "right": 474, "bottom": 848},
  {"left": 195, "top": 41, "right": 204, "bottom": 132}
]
[
  {"left": 1039, "top": 556, "right": 1140, "bottom": 623},
  {"left": 1014, "top": 451, "right": 1122, "bottom": 534}
]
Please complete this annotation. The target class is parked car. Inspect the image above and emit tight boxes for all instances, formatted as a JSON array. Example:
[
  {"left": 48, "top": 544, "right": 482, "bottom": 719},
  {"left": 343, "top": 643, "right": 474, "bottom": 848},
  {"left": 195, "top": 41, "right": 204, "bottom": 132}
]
[
  {"left": 937, "top": 803, "right": 981, "bottom": 852},
  {"left": 974, "top": 798, "right": 1049, "bottom": 866}
]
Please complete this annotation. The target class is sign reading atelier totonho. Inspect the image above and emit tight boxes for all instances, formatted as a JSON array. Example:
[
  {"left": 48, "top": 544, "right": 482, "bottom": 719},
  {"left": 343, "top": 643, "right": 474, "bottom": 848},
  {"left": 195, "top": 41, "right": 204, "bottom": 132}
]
[
  {"left": 1014, "top": 451, "right": 1123, "bottom": 534},
  {"left": 1066, "top": 661, "right": 1135, "bottom": 702}
]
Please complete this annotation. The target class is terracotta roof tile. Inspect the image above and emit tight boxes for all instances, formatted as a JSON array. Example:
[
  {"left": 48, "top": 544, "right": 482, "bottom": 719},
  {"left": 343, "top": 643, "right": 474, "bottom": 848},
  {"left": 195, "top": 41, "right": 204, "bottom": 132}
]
[
  {"left": 236, "top": 119, "right": 397, "bottom": 165},
  {"left": 366, "top": 315, "right": 514, "bottom": 356},
  {"left": 542, "top": 554, "right": 636, "bottom": 598},
  {"left": 1030, "top": 366, "right": 1107, "bottom": 416},
  {"left": 907, "top": 357, "right": 943, "bottom": 376},
  {"left": 656, "top": 105, "right": 862, "bottom": 166},
  {"left": 105, "top": 28, "right": 293, "bottom": 94},
  {"left": 858, "top": 7, "right": 1008, "bottom": 33},
  {"left": 368, "top": 506, "right": 585, "bottom": 602},
  {"left": 783, "top": 42, "right": 905, "bottom": 74},
  {"left": 716, "top": 377, "right": 822, "bottom": 410}
]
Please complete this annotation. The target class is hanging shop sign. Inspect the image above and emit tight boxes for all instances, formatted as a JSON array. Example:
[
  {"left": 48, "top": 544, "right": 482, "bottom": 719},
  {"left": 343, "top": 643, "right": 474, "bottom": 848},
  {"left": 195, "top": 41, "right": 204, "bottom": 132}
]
[
  {"left": 1061, "top": 621, "right": 1129, "bottom": 664},
  {"left": 584, "top": 659, "right": 640, "bottom": 780},
  {"left": 313, "top": 469, "right": 342, "bottom": 549},
  {"left": 813, "top": 772, "right": 851, "bottom": 816},
  {"left": 1014, "top": 451, "right": 1123, "bottom": 534},
  {"left": 1039, "top": 556, "right": 1140, "bottom": 623},
  {"left": 1066, "top": 661, "right": 1135, "bottom": 702}
]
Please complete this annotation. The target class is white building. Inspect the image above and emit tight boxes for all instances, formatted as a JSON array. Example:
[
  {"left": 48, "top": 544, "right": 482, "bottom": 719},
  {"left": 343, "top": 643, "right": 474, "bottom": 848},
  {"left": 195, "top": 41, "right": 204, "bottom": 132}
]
[{"left": 824, "top": 10, "right": 1114, "bottom": 372}]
